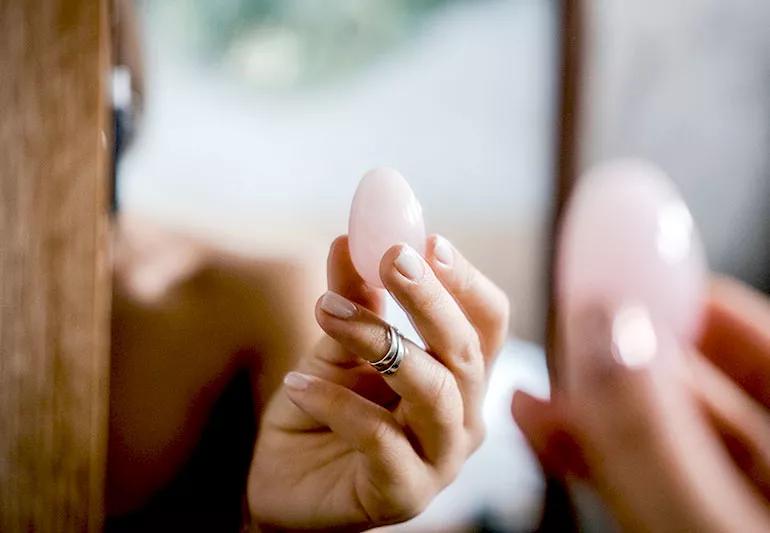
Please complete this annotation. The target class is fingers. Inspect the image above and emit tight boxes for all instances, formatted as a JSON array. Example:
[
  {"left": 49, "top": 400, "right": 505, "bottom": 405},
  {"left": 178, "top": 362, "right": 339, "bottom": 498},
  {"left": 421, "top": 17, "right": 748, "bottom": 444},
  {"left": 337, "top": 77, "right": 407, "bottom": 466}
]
[
  {"left": 689, "top": 352, "right": 770, "bottom": 500},
  {"left": 425, "top": 234, "right": 510, "bottom": 361},
  {"left": 327, "top": 235, "right": 384, "bottom": 314},
  {"left": 564, "top": 305, "right": 770, "bottom": 532},
  {"left": 699, "top": 276, "right": 770, "bottom": 407},
  {"left": 315, "top": 291, "right": 465, "bottom": 463},
  {"left": 282, "top": 371, "right": 420, "bottom": 476},
  {"left": 379, "top": 244, "right": 486, "bottom": 431},
  {"left": 309, "top": 236, "right": 388, "bottom": 370},
  {"left": 511, "top": 390, "right": 587, "bottom": 478}
]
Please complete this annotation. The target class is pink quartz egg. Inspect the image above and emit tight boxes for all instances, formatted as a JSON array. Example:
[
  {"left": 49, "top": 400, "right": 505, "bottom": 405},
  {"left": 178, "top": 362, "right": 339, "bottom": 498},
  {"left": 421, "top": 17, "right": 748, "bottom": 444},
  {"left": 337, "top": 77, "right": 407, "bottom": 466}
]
[
  {"left": 558, "top": 159, "right": 708, "bottom": 344},
  {"left": 348, "top": 167, "right": 426, "bottom": 288}
]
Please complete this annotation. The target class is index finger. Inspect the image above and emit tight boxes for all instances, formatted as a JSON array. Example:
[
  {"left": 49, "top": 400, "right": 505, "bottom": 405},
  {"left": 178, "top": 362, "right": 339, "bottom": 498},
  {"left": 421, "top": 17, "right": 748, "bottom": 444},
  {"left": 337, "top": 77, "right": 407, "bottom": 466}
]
[
  {"left": 688, "top": 352, "right": 770, "bottom": 500},
  {"left": 699, "top": 276, "right": 770, "bottom": 407},
  {"left": 327, "top": 235, "right": 384, "bottom": 314},
  {"left": 565, "top": 305, "right": 770, "bottom": 532}
]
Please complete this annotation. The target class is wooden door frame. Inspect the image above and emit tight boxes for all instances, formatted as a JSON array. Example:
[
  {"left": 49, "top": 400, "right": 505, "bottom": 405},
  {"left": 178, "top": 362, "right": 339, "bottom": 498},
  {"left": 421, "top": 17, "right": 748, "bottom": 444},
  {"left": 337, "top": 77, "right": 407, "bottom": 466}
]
[
  {"left": 0, "top": 1, "right": 111, "bottom": 530},
  {"left": 546, "top": 0, "right": 583, "bottom": 385},
  {"left": 539, "top": 1, "right": 583, "bottom": 530}
]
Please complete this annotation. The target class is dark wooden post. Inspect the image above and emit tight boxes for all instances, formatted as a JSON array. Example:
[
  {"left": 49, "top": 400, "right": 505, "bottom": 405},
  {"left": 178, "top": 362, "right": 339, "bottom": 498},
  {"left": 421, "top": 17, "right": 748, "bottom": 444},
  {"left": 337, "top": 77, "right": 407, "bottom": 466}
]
[{"left": 539, "top": 1, "right": 583, "bottom": 530}]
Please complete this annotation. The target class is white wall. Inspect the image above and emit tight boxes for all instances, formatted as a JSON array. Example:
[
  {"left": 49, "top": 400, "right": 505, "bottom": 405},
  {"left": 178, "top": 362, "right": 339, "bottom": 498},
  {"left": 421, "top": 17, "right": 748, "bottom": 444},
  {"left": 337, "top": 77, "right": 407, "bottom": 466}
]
[{"left": 581, "top": 0, "right": 770, "bottom": 290}]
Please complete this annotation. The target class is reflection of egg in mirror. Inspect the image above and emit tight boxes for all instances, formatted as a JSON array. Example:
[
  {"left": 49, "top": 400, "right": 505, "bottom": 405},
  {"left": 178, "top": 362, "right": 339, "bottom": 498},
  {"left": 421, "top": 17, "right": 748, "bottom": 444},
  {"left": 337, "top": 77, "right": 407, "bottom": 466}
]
[
  {"left": 558, "top": 159, "right": 708, "bottom": 344},
  {"left": 656, "top": 199, "right": 695, "bottom": 264},
  {"left": 611, "top": 305, "right": 659, "bottom": 368},
  {"left": 348, "top": 168, "right": 427, "bottom": 288}
]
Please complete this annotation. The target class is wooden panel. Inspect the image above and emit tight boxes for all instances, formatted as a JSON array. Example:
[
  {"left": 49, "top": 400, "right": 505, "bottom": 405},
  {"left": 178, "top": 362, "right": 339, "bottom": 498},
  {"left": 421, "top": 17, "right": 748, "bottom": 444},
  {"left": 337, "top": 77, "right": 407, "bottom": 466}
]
[
  {"left": 0, "top": 1, "right": 110, "bottom": 531},
  {"left": 546, "top": 0, "right": 584, "bottom": 385},
  {"left": 538, "top": 1, "right": 584, "bottom": 530}
]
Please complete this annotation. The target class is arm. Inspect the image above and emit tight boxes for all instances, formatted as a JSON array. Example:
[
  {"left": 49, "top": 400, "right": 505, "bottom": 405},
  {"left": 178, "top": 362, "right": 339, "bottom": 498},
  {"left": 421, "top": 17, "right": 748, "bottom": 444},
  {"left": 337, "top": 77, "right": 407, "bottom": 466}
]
[{"left": 108, "top": 216, "right": 315, "bottom": 514}]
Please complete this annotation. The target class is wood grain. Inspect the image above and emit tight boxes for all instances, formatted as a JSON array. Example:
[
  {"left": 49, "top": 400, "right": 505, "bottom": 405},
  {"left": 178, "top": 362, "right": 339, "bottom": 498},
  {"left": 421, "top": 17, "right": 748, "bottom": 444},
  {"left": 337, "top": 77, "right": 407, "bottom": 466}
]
[{"left": 0, "top": 1, "right": 110, "bottom": 530}]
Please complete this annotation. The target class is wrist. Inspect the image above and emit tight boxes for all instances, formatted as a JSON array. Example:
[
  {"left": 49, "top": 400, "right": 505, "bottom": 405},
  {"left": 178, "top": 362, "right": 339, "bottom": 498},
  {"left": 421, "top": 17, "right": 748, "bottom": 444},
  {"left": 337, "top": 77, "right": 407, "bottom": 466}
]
[{"left": 247, "top": 520, "right": 368, "bottom": 533}]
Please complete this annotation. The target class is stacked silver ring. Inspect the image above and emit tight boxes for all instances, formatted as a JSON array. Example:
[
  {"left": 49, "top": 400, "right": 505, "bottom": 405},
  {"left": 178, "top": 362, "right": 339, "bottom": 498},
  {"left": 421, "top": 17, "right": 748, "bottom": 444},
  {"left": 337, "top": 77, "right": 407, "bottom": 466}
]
[{"left": 369, "top": 325, "right": 406, "bottom": 375}]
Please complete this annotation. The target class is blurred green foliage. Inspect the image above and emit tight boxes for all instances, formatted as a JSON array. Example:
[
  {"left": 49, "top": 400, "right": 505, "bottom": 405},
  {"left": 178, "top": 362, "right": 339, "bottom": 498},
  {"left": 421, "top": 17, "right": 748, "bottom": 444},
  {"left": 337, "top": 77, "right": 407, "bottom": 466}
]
[{"left": 145, "top": 0, "right": 470, "bottom": 89}]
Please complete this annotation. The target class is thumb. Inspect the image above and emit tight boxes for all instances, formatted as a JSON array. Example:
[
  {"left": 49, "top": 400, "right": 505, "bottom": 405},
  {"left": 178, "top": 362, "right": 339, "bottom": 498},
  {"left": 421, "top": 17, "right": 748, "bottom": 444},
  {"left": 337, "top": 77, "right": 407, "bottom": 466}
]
[
  {"left": 267, "top": 237, "right": 393, "bottom": 431},
  {"left": 564, "top": 305, "right": 770, "bottom": 533},
  {"left": 511, "top": 390, "right": 588, "bottom": 479},
  {"left": 305, "top": 235, "right": 386, "bottom": 372},
  {"left": 327, "top": 235, "right": 385, "bottom": 315}
]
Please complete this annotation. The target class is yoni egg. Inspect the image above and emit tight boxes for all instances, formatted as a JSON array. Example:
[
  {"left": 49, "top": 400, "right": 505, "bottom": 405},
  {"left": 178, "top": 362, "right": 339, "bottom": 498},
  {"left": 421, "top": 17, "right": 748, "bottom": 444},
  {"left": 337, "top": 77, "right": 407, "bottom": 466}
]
[
  {"left": 348, "top": 167, "right": 426, "bottom": 288},
  {"left": 558, "top": 159, "right": 708, "bottom": 344}
]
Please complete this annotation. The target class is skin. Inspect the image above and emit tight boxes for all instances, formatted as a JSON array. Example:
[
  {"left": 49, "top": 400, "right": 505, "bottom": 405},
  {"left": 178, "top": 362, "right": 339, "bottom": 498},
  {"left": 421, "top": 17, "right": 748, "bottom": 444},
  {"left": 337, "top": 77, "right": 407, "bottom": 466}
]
[
  {"left": 247, "top": 235, "right": 509, "bottom": 530},
  {"left": 513, "top": 277, "right": 770, "bottom": 533},
  {"left": 108, "top": 217, "right": 315, "bottom": 514},
  {"left": 108, "top": 221, "right": 510, "bottom": 530}
]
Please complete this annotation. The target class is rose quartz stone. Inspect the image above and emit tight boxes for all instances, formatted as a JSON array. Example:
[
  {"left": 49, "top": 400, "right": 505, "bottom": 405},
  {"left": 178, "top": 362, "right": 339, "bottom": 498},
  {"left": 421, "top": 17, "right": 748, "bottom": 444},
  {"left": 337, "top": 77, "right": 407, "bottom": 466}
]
[
  {"left": 348, "top": 167, "right": 426, "bottom": 288},
  {"left": 558, "top": 159, "right": 708, "bottom": 344}
]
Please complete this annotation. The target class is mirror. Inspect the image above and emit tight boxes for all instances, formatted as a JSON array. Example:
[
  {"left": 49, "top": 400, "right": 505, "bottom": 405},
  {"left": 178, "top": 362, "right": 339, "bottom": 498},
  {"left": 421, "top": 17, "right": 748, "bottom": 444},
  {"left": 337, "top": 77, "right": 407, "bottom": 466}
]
[{"left": 109, "top": 1, "right": 560, "bottom": 531}]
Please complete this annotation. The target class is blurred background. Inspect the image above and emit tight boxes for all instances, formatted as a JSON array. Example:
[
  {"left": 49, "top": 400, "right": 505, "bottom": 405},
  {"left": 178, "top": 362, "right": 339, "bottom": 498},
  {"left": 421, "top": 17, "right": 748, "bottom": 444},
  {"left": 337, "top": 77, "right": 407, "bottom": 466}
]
[
  {"left": 119, "top": 0, "right": 557, "bottom": 342},
  {"left": 579, "top": 0, "right": 770, "bottom": 295},
  {"left": 112, "top": 0, "right": 770, "bottom": 531}
]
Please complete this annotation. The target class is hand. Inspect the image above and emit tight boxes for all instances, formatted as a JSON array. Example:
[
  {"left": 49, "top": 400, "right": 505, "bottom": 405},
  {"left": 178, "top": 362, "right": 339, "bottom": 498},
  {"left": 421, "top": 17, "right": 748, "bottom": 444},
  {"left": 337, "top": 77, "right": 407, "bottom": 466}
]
[
  {"left": 513, "top": 277, "right": 770, "bottom": 532},
  {"left": 247, "top": 235, "right": 509, "bottom": 531}
]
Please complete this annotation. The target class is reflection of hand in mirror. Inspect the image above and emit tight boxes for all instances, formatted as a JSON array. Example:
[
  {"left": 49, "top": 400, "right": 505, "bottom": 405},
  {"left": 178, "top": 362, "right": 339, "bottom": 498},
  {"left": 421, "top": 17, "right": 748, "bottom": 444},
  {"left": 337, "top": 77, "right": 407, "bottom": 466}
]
[
  {"left": 513, "top": 277, "right": 770, "bottom": 532},
  {"left": 247, "top": 235, "right": 509, "bottom": 530}
]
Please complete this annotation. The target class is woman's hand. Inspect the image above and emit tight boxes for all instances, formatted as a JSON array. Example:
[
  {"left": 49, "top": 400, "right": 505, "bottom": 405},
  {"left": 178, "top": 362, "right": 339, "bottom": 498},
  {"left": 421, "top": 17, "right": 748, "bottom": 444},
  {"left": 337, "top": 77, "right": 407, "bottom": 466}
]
[
  {"left": 513, "top": 278, "right": 770, "bottom": 532},
  {"left": 248, "top": 235, "right": 509, "bottom": 531}
]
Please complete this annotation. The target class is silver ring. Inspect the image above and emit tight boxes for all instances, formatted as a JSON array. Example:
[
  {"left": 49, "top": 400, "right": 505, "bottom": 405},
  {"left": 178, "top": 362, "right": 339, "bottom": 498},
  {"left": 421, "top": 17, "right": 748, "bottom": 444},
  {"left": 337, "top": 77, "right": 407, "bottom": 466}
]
[
  {"left": 370, "top": 325, "right": 406, "bottom": 375},
  {"left": 369, "top": 326, "right": 399, "bottom": 370}
]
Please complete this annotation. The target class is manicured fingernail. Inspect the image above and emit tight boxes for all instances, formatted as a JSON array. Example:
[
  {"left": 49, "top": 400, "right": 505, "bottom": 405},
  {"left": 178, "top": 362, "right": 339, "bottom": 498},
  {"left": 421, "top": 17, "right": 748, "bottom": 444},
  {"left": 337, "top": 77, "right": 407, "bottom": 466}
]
[
  {"left": 394, "top": 245, "right": 424, "bottom": 281},
  {"left": 433, "top": 235, "right": 454, "bottom": 267},
  {"left": 610, "top": 305, "right": 658, "bottom": 368},
  {"left": 320, "top": 291, "right": 357, "bottom": 319},
  {"left": 284, "top": 371, "right": 312, "bottom": 391}
]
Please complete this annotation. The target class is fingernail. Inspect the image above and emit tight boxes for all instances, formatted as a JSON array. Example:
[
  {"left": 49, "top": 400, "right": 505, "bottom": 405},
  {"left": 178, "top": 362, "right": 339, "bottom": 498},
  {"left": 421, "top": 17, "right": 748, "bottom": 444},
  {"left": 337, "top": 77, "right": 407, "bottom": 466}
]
[
  {"left": 394, "top": 245, "right": 424, "bottom": 281},
  {"left": 284, "top": 371, "right": 312, "bottom": 391},
  {"left": 320, "top": 291, "right": 357, "bottom": 319},
  {"left": 433, "top": 235, "right": 454, "bottom": 267},
  {"left": 610, "top": 305, "right": 658, "bottom": 368}
]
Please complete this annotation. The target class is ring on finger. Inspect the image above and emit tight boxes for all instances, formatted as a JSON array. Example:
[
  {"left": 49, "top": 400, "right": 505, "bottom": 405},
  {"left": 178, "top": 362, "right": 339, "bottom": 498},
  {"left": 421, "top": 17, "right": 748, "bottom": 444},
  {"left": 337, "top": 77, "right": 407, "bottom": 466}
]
[{"left": 370, "top": 325, "right": 407, "bottom": 376}]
